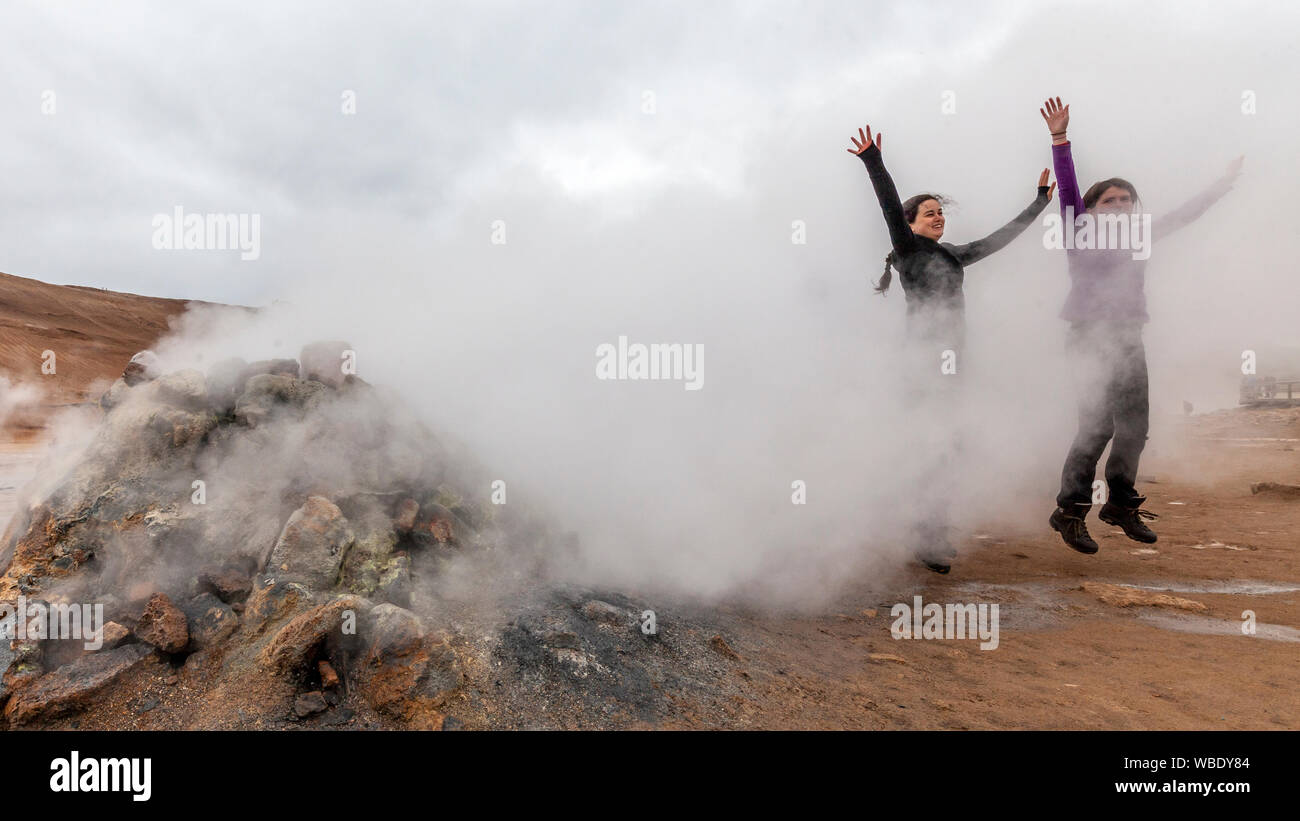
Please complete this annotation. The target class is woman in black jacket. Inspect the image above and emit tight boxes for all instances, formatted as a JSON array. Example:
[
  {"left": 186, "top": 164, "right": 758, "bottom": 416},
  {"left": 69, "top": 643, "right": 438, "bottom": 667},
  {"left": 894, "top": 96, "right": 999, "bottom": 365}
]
[{"left": 847, "top": 124, "right": 1053, "bottom": 573}]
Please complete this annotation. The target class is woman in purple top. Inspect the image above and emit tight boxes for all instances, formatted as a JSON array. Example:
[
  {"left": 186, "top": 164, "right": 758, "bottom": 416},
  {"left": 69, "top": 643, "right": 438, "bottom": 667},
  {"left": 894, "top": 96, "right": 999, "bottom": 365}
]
[{"left": 1040, "top": 96, "right": 1243, "bottom": 555}]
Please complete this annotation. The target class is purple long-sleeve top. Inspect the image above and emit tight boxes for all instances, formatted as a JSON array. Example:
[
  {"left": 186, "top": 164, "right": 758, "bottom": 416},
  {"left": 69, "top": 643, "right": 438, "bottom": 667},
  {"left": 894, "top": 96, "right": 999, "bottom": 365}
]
[{"left": 1051, "top": 141, "right": 1233, "bottom": 324}]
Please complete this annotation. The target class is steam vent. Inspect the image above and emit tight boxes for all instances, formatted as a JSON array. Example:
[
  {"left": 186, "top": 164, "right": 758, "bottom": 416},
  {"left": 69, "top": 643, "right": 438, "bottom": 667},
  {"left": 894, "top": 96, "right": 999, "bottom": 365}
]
[{"left": 0, "top": 343, "right": 735, "bottom": 729}]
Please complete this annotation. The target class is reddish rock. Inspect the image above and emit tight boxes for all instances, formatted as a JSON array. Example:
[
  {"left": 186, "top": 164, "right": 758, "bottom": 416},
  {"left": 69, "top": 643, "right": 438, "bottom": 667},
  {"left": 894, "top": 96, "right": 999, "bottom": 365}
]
[
  {"left": 260, "top": 597, "right": 363, "bottom": 676},
  {"left": 393, "top": 499, "right": 419, "bottom": 534},
  {"left": 135, "top": 593, "right": 189, "bottom": 653},
  {"left": 318, "top": 660, "right": 340, "bottom": 689},
  {"left": 356, "top": 604, "right": 462, "bottom": 724},
  {"left": 3, "top": 644, "right": 151, "bottom": 725}
]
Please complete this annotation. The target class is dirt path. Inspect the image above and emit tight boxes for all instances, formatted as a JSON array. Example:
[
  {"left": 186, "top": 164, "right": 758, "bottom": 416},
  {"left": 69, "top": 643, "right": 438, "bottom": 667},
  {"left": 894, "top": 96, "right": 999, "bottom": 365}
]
[{"left": 666, "top": 412, "right": 1300, "bottom": 729}]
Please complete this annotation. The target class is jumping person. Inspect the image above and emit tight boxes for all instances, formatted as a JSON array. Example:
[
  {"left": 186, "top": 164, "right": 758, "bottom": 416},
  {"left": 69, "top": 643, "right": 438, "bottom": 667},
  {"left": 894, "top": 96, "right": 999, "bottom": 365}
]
[
  {"left": 1040, "top": 96, "right": 1242, "bottom": 554},
  {"left": 847, "top": 125, "right": 1054, "bottom": 573}
]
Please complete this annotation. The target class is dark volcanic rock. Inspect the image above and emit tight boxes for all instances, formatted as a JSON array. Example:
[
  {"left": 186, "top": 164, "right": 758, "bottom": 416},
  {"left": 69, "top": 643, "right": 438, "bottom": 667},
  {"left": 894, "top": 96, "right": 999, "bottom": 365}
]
[
  {"left": 181, "top": 593, "right": 239, "bottom": 650},
  {"left": 198, "top": 565, "right": 254, "bottom": 604},
  {"left": 4, "top": 644, "right": 151, "bottom": 725},
  {"left": 266, "top": 497, "right": 355, "bottom": 590},
  {"left": 293, "top": 691, "right": 328, "bottom": 718},
  {"left": 234, "top": 373, "right": 325, "bottom": 427}
]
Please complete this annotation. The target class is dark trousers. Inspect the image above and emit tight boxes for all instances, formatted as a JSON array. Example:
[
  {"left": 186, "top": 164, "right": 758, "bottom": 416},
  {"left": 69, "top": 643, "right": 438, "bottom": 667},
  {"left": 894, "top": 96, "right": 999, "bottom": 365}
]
[{"left": 1056, "top": 322, "right": 1149, "bottom": 509}]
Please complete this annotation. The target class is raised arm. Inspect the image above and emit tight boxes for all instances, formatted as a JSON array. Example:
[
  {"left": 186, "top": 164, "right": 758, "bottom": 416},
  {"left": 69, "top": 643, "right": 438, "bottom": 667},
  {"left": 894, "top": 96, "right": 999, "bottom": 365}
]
[
  {"left": 1041, "top": 96, "right": 1085, "bottom": 218},
  {"left": 847, "top": 125, "right": 916, "bottom": 256},
  {"left": 1153, "top": 156, "right": 1243, "bottom": 240},
  {"left": 948, "top": 170, "right": 1054, "bottom": 266}
]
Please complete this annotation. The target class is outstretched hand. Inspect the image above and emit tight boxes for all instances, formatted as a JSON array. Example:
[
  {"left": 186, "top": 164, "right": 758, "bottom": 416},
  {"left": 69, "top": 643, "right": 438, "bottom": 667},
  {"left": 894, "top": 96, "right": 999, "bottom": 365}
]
[
  {"left": 1038, "top": 168, "right": 1057, "bottom": 201},
  {"left": 847, "top": 125, "right": 882, "bottom": 155},
  {"left": 1040, "top": 97, "right": 1069, "bottom": 140}
]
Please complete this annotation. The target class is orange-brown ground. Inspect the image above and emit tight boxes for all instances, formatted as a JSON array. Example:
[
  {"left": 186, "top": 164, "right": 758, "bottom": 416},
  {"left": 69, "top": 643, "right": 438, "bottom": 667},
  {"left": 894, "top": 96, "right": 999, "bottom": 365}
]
[{"left": 0, "top": 270, "right": 211, "bottom": 439}]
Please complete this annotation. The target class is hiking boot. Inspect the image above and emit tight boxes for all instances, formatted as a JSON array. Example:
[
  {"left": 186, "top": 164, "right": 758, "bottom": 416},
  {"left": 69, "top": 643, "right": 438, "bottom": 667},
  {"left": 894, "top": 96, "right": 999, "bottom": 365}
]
[
  {"left": 1049, "top": 504, "right": 1098, "bottom": 554},
  {"left": 1098, "top": 496, "right": 1158, "bottom": 543}
]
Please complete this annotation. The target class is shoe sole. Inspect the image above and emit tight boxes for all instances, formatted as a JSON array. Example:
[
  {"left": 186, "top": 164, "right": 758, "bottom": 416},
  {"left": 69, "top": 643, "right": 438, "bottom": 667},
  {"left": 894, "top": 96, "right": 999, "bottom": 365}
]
[
  {"left": 1050, "top": 516, "right": 1099, "bottom": 555},
  {"left": 1097, "top": 512, "right": 1158, "bottom": 544}
]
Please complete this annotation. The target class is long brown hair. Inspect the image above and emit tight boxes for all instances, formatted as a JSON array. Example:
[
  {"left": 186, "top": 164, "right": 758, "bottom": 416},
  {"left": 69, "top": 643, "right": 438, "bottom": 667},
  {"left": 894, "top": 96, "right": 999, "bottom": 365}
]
[{"left": 874, "top": 193, "right": 947, "bottom": 294}]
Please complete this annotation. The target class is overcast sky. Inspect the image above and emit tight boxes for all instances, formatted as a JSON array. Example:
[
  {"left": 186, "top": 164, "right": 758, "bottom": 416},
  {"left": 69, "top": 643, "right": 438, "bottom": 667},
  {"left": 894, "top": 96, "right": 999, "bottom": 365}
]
[{"left": 1, "top": 0, "right": 1039, "bottom": 305}]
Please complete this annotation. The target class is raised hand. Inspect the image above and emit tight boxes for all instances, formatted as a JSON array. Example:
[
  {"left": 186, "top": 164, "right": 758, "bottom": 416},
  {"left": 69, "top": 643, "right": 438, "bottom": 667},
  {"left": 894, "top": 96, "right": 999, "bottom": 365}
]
[
  {"left": 847, "top": 125, "right": 883, "bottom": 155},
  {"left": 1040, "top": 97, "right": 1069, "bottom": 142},
  {"left": 1038, "top": 168, "right": 1057, "bottom": 201}
]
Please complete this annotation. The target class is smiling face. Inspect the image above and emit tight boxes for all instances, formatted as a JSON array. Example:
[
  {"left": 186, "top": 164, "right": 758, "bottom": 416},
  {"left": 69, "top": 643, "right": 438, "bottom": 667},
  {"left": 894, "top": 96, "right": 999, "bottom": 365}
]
[{"left": 909, "top": 198, "right": 945, "bottom": 240}]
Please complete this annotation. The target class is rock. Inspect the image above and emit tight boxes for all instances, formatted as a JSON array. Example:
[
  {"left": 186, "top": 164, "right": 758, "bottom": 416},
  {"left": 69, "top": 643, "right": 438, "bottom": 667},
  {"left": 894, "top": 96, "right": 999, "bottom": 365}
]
[
  {"left": 1080, "top": 582, "right": 1208, "bottom": 612},
  {"left": 155, "top": 369, "right": 208, "bottom": 410},
  {"left": 340, "top": 530, "right": 398, "bottom": 597},
  {"left": 99, "top": 622, "right": 130, "bottom": 650},
  {"left": 868, "top": 653, "right": 908, "bottom": 664},
  {"left": 356, "top": 604, "right": 462, "bottom": 723},
  {"left": 98, "top": 378, "right": 133, "bottom": 411},
  {"left": 318, "top": 660, "right": 340, "bottom": 689},
  {"left": 204, "top": 357, "right": 250, "bottom": 412},
  {"left": 234, "top": 373, "right": 326, "bottom": 428},
  {"left": 241, "top": 580, "right": 313, "bottom": 637},
  {"left": 3, "top": 644, "right": 151, "bottom": 725},
  {"left": 122, "top": 350, "right": 161, "bottom": 386},
  {"left": 149, "top": 407, "right": 219, "bottom": 448},
  {"left": 708, "top": 634, "right": 740, "bottom": 660},
  {"left": 260, "top": 596, "right": 363, "bottom": 677},
  {"left": 374, "top": 555, "right": 411, "bottom": 608},
  {"left": 1251, "top": 482, "right": 1300, "bottom": 499},
  {"left": 181, "top": 593, "right": 239, "bottom": 650},
  {"left": 441, "top": 715, "right": 464, "bottom": 731},
  {"left": 1, "top": 638, "right": 43, "bottom": 699},
  {"left": 412, "top": 503, "right": 458, "bottom": 548},
  {"left": 543, "top": 631, "right": 580, "bottom": 650},
  {"left": 393, "top": 499, "right": 419, "bottom": 534},
  {"left": 581, "top": 600, "right": 627, "bottom": 627},
  {"left": 135, "top": 593, "right": 189, "bottom": 653},
  {"left": 242, "top": 358, "right": 301, "bottom": 381},
  {"left": 267, "top": 497, "right": 355, "bottom": 590},
  {"left": 367, "top": 603, "right": 426, "bottom": 656},
  {"left": 299, "top": 341, "right": 354, "bottom": 389},
  {"left": 293, "top": 691, "right": 328, "bottom": 718},
  {"left": 198, "top": 565, "right": 254, "bottom": 604}
]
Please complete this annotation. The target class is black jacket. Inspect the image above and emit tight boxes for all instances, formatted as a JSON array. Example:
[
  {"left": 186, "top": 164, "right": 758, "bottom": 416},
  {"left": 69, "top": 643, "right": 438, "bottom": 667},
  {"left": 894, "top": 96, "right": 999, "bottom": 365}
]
[{"left": 859, "top": 143, "right": 1049, "bottom": 324}]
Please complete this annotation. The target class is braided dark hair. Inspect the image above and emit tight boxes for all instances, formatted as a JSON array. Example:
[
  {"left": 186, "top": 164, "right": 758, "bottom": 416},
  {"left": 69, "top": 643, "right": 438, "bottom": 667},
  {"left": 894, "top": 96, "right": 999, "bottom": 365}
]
[{"left": 873, "top": 193, "right": 947, "bottom": 294}]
